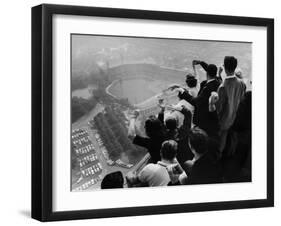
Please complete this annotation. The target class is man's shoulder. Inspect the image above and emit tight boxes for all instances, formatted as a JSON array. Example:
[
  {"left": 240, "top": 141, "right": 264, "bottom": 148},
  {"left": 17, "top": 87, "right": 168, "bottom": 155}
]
[
  {"left": 227, "top": 77, "right": 246, "bottom": 89},
  {"left": 139, "top": 163, "right": 155, "bottom": 177},
  {"left": 238, "top": 78, "right": 247, "bottom": 88},
  {"left": 218, "top": 83, "right": 226, "bottom": 92},
  {"left": 142, "top": 163, "right": 158, "bottom": 172},
  {"left": 133, "top": 135, "right": 150, "bottom": 144},
  {"left": 140, "top": 163, "right": 166, "bottom": 179},
  {"left": 200, "top": 80, "right": 207, "bottom": 87},
  {"left": 203, "top": 79, "right": 220, "bottom": 92},
  {"left": 210, "top": 78, "right": 221, "bottom": 87}
]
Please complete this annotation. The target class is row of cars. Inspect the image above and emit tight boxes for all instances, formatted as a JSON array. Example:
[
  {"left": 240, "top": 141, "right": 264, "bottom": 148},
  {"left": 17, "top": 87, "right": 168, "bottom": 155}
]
[
  {"left": 81, "top": 162, "right": 103, "bottom": 177},
  {"left": 72, "top": 128, "right": 91, "bottom": 147},
  {"left": 72, "top": 128, "right": 103, "bottom": 191},
  {"left": 73, "top": 136, "right": 90, "bottom": 146},
  {"left": 115, "top": 159, "right": 133, "bottom": 169},
  {"left": 72, "top": 129, "right": 88, "bottom": 139},
  {"left": 74, "top": 143, "right": 95, "bottom": 155},
  {"left": 94, "top": 133, "right": 104, "bottom": 146},
  {"left": 78, "top": 153, "right": 98, "bottom": 168},
  {"left": 72, "top": 175, "right": 103, "bottom": 192}
]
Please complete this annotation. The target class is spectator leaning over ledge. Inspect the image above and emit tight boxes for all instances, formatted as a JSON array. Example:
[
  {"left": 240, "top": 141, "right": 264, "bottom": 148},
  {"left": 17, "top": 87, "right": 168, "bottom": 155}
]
[
  {"left": 128, "top": 111, "right": 166, "bottom": 164},
  {"left": 158, "top": 104, "right": 193, "bottom": 164},
  {"left": 126, "top": 140, "right": 186, "bottom": 187}
]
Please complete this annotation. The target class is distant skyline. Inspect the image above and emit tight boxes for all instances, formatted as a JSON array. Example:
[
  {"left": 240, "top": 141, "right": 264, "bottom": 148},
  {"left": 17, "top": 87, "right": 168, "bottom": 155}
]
[{"left": 72, "top": 34, "right": 252, "bottom": 79}]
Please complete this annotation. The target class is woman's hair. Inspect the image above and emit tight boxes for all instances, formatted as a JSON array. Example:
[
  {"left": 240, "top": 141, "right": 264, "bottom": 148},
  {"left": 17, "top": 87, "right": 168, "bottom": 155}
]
[
  {"left": 101, "top": 171, "right": 124, "bottom": 189},
  {"left": 185, "top": 73, "right": 197, "bottom": 88},
  {"left": 145, "top": 115, "right": 165, "bottom": 138}
]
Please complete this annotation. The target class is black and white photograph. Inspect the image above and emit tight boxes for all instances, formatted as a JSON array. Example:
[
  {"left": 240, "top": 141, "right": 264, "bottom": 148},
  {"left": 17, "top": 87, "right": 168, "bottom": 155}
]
[
  {"left": 0, "top": 0, "right": 277, "bottom": 224},
  {"left": 30, "top": 2, "right": 274, "bottom": 222},
  {"left": 71, "top": 34, "right": 252, "bottom": 191}
]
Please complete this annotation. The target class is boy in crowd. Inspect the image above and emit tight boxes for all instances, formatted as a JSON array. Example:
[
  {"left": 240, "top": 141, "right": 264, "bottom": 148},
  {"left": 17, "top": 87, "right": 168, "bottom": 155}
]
[{"left": 126, "top": 140, "right": 186, "bottom": 187}]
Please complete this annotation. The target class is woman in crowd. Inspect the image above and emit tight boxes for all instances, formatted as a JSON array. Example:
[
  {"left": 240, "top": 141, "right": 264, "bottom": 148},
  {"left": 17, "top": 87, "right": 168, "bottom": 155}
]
[
  {"left": 167, "top": 60, "right": 200, "bottom": 99},
  {"left": 170, "top": 60, "right": 221, "bottom": 138}
]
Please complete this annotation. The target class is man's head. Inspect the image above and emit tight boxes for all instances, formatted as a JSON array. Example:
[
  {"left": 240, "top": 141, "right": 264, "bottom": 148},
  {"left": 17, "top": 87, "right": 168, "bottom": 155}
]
[
  {"left": 224, "top": 56, "right": 238, "bottom": 74},
  {"left": 160, "top": 140, "right": 178, "bottom": 161},
  {"left": 188, "top": 127, "right": 208, "bottom": 156},
  {"left": 165, "top": 116, "right": 178, "bottom": 131},
  {"left": 206, "top": 64, "right": 218, "bottom": 79},
  {"left": 145, "top": 115, "right": 163, "bottom": 138},
  {"left": 101, "top": 171, "right": 124, "bottom": 189}
]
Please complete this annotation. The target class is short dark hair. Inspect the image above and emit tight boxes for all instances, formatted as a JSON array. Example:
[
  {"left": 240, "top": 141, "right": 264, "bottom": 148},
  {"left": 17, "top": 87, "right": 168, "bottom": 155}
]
[
  {"left": 165, "top": 117, "right": 177, "bottom": 131},
  {"left": 185, "top": 74, "right": 197, "bottom": 88},
  {"left": 224, "top": 56, "right": 238, "bottom": 73},
  {"left": 189, "top": 127, "right": 208, "bottom": 155},
  {"left": 145, "top": 115, "right": 164, "bottom": 138},
  {"left": 206, "top": 64, "right": 218, "bottom": 78},
  {"left": 160, "top": 140, "right": 178, "bottom": 161},
  {"left": 101, "top": 171, "right": 124, "bottom": 189}
]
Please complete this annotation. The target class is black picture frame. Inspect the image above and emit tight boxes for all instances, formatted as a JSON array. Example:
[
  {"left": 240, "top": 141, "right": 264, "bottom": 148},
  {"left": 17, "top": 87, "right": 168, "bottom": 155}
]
[{"left": 31, "top": 3, "right": 274, "bottom": 222}]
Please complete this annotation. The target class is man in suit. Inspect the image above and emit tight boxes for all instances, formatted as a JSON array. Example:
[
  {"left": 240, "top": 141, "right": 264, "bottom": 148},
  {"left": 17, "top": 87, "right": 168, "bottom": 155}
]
[
  {"left": 170, "top": 60, "right": 221, "bottom": 138},
  {"left": 181, "top": 127, "right": 222, "bottom": 185},
  {"left": 216, "top": 56, "right": 246, "bottom": 156}
]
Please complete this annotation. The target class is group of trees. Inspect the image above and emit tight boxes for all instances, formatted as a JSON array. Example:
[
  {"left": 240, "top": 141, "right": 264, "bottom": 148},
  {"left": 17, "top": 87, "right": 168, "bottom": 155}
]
[
  {"left": 72, "top": 62, "right": 112, "bottom": 92},
  {"left": 71, "top": 64, "right": 115, "bottom": 123},
  {"left": 72, "top": 82, "right": 133, "bottom": 124},
  {"left": 94, "top": 106, "right": 146, "bottom": 163},
  {"left": 72, "top": 97, "right": 98, "bottom": 123}
]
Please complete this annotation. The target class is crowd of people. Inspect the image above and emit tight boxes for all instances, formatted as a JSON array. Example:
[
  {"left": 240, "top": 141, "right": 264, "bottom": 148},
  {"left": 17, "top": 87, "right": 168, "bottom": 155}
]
[{"left": 100, "top": 56, "right": 252, "bottom": 189}]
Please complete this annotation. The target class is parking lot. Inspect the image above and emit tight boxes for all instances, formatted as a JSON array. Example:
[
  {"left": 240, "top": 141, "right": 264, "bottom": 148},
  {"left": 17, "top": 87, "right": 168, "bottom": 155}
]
[
  {"left": 71, "top": 128, "right": 103, "bottom": 191},
  {"left": 71, "top": 104, "right": 148, "bottom": 191}
]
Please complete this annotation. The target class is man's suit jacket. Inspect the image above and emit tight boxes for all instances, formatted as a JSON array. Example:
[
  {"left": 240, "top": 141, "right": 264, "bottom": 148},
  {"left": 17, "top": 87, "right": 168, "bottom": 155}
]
[{"left": 178, "top": 79, "right": 221, "bottom": 137}]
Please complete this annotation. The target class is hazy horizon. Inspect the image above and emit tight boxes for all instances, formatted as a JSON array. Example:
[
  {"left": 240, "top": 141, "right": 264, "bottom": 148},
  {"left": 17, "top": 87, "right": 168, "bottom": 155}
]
[{"left": 71, "top": 34, "right": 252, "bottom": 80}]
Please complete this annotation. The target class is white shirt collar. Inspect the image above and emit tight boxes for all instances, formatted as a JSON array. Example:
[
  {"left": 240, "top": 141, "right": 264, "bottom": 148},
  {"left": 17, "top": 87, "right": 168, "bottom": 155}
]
[
  {"left": 206, "top": 78, "right": 215, "bottom": 84},
  {"left": 225, "top": 75, "right": 237, "bottom": 79},
  {"left": 157, "top": 159, "right": 177, "bottom": 166}
]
